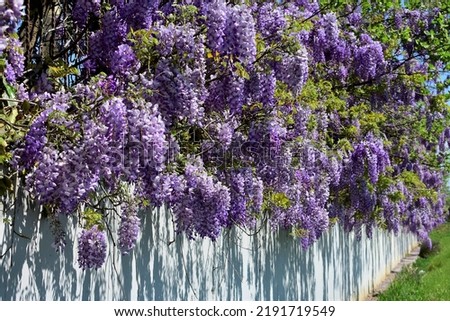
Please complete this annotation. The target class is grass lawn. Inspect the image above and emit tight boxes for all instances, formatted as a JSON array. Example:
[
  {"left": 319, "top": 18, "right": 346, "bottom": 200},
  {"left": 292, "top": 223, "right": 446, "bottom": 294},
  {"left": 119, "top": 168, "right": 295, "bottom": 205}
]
[{"left": 378, "top": 221, "right": 450, "bottom": 300}]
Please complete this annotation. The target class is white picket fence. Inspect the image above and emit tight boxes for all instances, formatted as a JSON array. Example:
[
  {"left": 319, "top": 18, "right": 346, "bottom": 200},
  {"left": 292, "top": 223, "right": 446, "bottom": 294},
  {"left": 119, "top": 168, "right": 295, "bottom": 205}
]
[{"left": 0, "top": 187, "right": 418, "bottom": 301}]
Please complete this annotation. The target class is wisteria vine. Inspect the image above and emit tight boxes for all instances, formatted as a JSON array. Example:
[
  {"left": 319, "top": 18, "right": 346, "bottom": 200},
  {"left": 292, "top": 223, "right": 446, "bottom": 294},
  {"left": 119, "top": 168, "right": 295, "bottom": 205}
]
[{"left": 1, "top": 0, "right": 450, "bottom": 269}]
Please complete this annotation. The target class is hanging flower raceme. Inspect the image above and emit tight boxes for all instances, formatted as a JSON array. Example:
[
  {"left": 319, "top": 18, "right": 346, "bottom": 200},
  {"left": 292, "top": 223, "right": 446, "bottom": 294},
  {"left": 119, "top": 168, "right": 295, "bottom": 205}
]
[
  {"left": 77, "top": 225, "right": 107, "bottom": 270},
  {"left": 353, "top": 34, "right": 386, "bottom": 81},
  {"left": 118, "top": 202, "right": 141, "bottom": 255},
  {"left": 3, "top": 37, "right": 24, "bottom": 84},
  {"left": 171, "top": 157, "right": 231, "bottom": 241},
  {"left": 0, "top": 0, "right": 24, "bottom": 38},
  {"left": 110, "top": 44, "right": 141, "bottom": 78},
  {"left": 223, "top": 4, "right": 256, "bottom": 66}
]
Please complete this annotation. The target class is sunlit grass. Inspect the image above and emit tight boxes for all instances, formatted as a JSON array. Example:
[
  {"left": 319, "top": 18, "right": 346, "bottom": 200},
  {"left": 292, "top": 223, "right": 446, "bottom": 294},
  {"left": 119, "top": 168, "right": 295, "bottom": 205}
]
[{"left": 378, "top": 221, "right": 450, "bottom": 301}]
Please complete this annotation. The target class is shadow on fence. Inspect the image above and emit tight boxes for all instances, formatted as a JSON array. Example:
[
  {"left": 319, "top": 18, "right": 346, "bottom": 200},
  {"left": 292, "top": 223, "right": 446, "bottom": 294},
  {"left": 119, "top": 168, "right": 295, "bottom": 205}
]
[{"left": 1, "top": 190, "right": 418, "bottom": 300}]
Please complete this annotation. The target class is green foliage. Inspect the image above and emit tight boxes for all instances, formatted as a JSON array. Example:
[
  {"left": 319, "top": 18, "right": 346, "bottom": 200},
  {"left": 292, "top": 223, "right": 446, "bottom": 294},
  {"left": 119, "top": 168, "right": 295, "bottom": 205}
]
[
  {"left": 360, "top": 112, "right": 386, "bottom": 134},
  {"left": 0, "top": 74, "right": 28, "bottom": 196},
  {"left": 172, "top": 4, "right": 199, "bottom": 23},
  {"left": 343, "top": 125, "right": 358, "bottom": 138},
  {"left": 275, "top": 81, "right": 295, "bottom": 106},
  {"left": 298, "top": 80, "right": 320, "bottom": 109},
  {"left": 234, "top": 61, "right": 250, "bottom": 80},
  {"left": 399, "top": 171, "right": 427, "bottom": 189},
  {"left": 376, "top": 175, "right": 395, "bottom": 192},
  {"left": 262, "top": 190, "right": 291, "bottom": 213},
  {"left": 336, "top": 138, "right": 354, "bottom": 153},
  {"left": 399, "top": 171, "right": 437, "bottom": 201},
  {"left": 128, "top": 29, "right": 160, "bottom": 70},
  {"left": 82, "top": 208, "right": 104, "bottom": 230},
  {"left": 45, "top": 110, "right": 81, "bottom": 148},
  {"left": 290, "top": 226, "right": 309, "bottom": 238},
  {"left": 2, "top": 216, "right": 11, "bottom": 225},
  {"left": 48, "top": 59, "right": 80, "bottom": 79},
  {"left": 270, "top": 192, "right": 291, "bottom": 210}
]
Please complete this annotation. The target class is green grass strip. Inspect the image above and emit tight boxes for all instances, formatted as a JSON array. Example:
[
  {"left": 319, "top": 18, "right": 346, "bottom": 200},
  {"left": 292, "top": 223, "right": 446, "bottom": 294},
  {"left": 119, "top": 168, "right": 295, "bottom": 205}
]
[{"left": 378, "top": 221, "right": 450, "bottom": 301}]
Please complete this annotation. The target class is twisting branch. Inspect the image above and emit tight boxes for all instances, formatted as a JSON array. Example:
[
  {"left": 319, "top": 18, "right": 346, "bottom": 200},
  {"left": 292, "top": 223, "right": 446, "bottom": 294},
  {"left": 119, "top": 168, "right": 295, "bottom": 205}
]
[{"left": 0, "top": 117, "right": 29, "bottom": 130}]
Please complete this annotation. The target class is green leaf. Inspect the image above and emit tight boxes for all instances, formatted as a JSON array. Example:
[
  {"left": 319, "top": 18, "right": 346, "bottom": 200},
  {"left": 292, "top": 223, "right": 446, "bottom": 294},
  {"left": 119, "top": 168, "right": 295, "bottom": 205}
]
[
  {"left": 337, "top": 138, "right": 354, "bottom": 153},
  {"left": 234, "top": 61, "right": 250, "bottom": 80},
  {"left": 0, "top": 137, "right": 7, "bottom": 148},
  {"left": 2, "top": 217, "right": 11, "bottom": 224},
  {"left": 255, "top": 34, "right": 266, "bottom": 55},
  {"left": 399, "top": 171, "right": 426, "bottom": 189},
  {"left": 8, "top": 107, "right": 18, "bottom": 124},
  {"left": 2, "top": 76, "right": 16, "bottom": 98},
  {"left": 377, "top": 175, "right": 394, "bottom": 191},
  {"left": 388, "top": 191, "right": 405, "bottom": 202},
  {"left": 290, "top": 226, "right": 309, "bottom": 238},
  {"left": 344, "top": 125, "right": 358, "bottom": 138},
  {"left": 48, "top": 59, "right": 80, "bottom": 78},
  {"left": 83, "top": 208, "right": 104, "bottom": 230},
  {"left": 270, "top": 192, "right": 291, "bottom": 209},
  {"left": 0, "top": 152, "right": 12, "bottom": 164}
]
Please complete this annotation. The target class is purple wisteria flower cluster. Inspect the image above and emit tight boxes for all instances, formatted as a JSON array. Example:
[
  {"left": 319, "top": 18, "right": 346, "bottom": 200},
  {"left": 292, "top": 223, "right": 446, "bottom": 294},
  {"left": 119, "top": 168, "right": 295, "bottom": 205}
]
[
  {"left": 3, "top": 37, "right": 24, "bottom": 83},
  {"left": 77, "top": 225, "right": 107, "bottom": 270},
  {"left": 1, "top": 0, "right": 24, "bottom": 84},
  {"left": 0, "top": 0, "right": 23, "bottom": 37},
  {"left": 72, "top": 0, "right": 101, "bottom": 27},
  {"left": 118, "top": 202, "right": 141, "bottom": 255}
]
